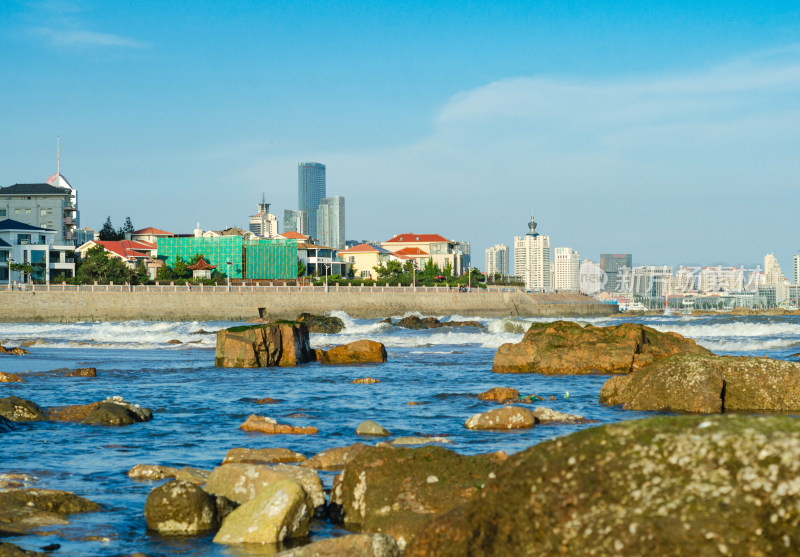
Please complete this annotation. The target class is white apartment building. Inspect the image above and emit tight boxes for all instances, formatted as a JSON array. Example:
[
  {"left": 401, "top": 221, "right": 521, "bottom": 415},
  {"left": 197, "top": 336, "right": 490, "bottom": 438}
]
[
  {"left": 0, "top": 219, "right": 75, "bottom": 284},
  {"left": 249, "top": 198, "right": 279, "bottom": 237},
  {"left": 485, "top": 243, "right": 509, "bottom": 276},
  {"left": 628, "top": 265, "right": 673, "bottom": 299},
  {"left": 513, "top": 214, "right": 550, "bottom": 291},
  {"left": 764, "top": 253, "right": 785, "bottom": 285},
  {"left": 554, "top": 247, "right": 580, "bottom": 291},
  {"left": 0, "top": 179, "right": 78, "bottom": 244},
  {"left": 793, "top": 254, "right": 799, "bottom": 285}
]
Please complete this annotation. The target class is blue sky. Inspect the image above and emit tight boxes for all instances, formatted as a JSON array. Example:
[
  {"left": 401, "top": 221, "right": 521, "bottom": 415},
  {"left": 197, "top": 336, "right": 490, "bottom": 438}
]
[{"left": 2, "top": 0, "right": 799, "bottom": 273}]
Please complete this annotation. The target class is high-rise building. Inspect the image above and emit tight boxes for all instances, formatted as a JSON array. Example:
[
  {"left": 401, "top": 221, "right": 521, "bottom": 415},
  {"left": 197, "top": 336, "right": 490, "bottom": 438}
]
[
  {"left": 794, "top": 254, "right": 800, "bottom": 285},
  {"left": 485, "top": 244, "right": 510, "bottom": 277},
  {"left": 764, "top": 253, "right": 785, "bottom": 285},
  {"left": 298, "top": 162, "right": 326, "bottom": 239},
  {"left": 629, "top": 265, "right": 673, "bottom": 299},
  {"left": 249, "top": 196, "right": 278, "bottom": 237},
  {"left": 554, "top": 247, "right": 581, "bottom": 291},
  {"left": 283, "top": 210, "right": 309, "bottom": 236},
  {"left": 600, "top": 254, "right": 632, "bottom": 293},
  {"left": 513, "top": 214, "right": 550, "bottom": 291},
  {"left": 316, "top": 196, "right": 345, "bottom": 250}
]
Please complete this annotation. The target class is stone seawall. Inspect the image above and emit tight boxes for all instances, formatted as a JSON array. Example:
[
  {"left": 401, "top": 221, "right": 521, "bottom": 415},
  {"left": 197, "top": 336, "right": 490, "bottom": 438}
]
[{"left": 0, "top": 290, "right": 617, "bottom": 322}]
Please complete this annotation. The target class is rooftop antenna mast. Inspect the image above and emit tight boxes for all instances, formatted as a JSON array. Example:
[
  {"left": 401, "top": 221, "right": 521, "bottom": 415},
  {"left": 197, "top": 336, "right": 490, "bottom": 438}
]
[{"left": 57, "top": 135, "right": 60, "bottom": 174}]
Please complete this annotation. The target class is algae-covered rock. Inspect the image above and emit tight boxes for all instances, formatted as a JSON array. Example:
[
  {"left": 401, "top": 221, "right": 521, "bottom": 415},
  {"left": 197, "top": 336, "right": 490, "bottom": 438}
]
[
  {"left": 476, "top": 387, "right": 519, "bottom": 403},
  {"left": 215, "top": 323, "right": 314, "bottom": 368},
  {"left": 601, "top": 353, "right": 800, "bottom": 413},
  {"left": 276, "top": 533, "right": 400, "bottom": 557},
  {"left": 329, "top": 445, "right": 503, "bottom": 550},
  {"left": 0, "top": 396, "right": 45, "bottom": 422},
  {"left": 204, "top": 462, "right": 324, "bottom": 510},
  {"left": 222, "top": 447, "right": 306, "bottom": 465},
  {"left": 0, "top": 489, "right": 100, "bottom": 535},
  {"left": 407, "top": 414, "right": 800, "bottom": 556},
  {"left": 492, "top": 320, "right": 710, "bottom": 375},
  {"left": 213, "top": 478, "right": 312, "bottom": 545},
  {"left": 356, "top": 420, "right": 390, "bottom": 436},
  {"left": 465, "top": 406, "right": 535, "bottom": 430},
  {"left": 144, "top": 480, "right": 223, "bottom": 535},
  {"left": 296, "top": 313, "right": 345, "bottom": 334},
  {"left": 0, "top": 372, "right": 24, "bottom": 383}
]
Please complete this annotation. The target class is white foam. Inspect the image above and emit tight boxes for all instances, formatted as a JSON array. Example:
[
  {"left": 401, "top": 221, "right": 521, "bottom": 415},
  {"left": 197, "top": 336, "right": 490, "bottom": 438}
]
[
  {"left": 649, "top": 321, "right": 800, "bottom": 339},
  {"left": 697, "top": 337, "right": 800, "bottom": 352}
]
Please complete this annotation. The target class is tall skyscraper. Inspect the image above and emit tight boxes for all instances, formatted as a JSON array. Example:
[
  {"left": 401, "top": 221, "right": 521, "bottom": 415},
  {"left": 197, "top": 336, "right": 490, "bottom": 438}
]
[
  {"left": 794, "top": 253, "right": 800, "bottom": 285},
  {"left": 485, "top": 244, "right": 509, "bottom": 276},
  {"left": 283, "top": 210, "right": 309, "bottom": 236},
  {"left": 764, "top": 253, "right": 785, "bottom": 285},
  {"left": 249, "top": 195, "right": 278, "bottom": 237},
  {"left": 600, "top": 254, "right": 632, "bottom": 293},
  {"left": 298, "top": 162, "right": 326, "bottom": 239},
  {"left": 513, "top": 213, "right": 550, "bottom": 291},
  {"left": 554, "top": 247, "right": 580, "bottom": 291},
  {"left": 316, "top": 196, "right": 345, "bottom": 250}
]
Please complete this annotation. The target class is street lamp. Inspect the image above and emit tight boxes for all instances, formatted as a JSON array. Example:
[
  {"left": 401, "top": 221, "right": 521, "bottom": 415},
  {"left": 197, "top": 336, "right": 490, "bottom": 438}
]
[
  {"left": 226, "top": 260, "right": 232, "bottom": 292},
  {"left": 7, "top": 258, "right": 14, "bottom": 291}
]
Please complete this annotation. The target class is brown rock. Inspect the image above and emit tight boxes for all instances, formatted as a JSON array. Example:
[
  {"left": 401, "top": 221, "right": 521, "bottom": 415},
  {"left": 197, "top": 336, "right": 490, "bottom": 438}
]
[
  {"left": 276, "top": 533, "right": 400, "bottom": 557},
  {"left": 300, "top": 444, "right": 368, "bottom": 471},
  {"left": 465, "top": 406, "right": 535, "bottom": 430},
  {"left": 0, "top": 396, "right": 45, "bottom": 421},
  {"left": 321, "top": 340, "right": 388, "bottom": 365},
  {"left": 205, "top": 462, "right": 325, "bottom": 510},
  {"left": 0, "top": 372, "right": 24, "bottom": 383},
  {"left": 531, "top": 407, "right": 596, "bottom": 425},
  {"left": 215, "top": 323, "right": 314, "bottom": 368},
  {"left": 223, "top": 447, "right": 306, "bottom": 465},
  {"left": 352, "top": 377, "right": 381, "bottom": 384},
  {"left": 601, "top": 353, "right": 800, "bottom": 413},
  {"left": 254, "top": 397, "right": 282, "bottom": 404},
  {"left": 492, "top": 320, "right": 710, "bottom": 375},
  {"left": 127, "top": 464, "right": 179, "bottom": 481},
  {"left": 174, "top": 467, "right": 211, "bottom": 484},
  {"left": 329, "top": 445, "right": 503, "bottom": 551},
  {"left": 239, "top": 414, "right": 318, "bottom": 435},
  {"left": 0, "top": 489, "right": 100, "bottom": 536},
  {"left": 167, "top": 339, "right": 182, "bottom": 344},
  {"left": 47, "top": 396, "right": 152, "bottom": 425},
  {"left": 65, "top": 368, "right": 96, "bottom": 377},
  {"left": 477, "top": 387, "right": 519, "bottom": 403},
  {"left": 144, "top": 480, "right": 222, "bottom": 535},
  {"left": 4, "top": 347, "right": 30, "bottom": 356}
]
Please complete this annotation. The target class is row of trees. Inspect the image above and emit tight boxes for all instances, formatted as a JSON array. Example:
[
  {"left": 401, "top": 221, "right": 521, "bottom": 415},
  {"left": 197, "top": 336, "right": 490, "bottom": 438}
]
[{"left": 99, "top": 216, "right": 135, "bottom": 241}]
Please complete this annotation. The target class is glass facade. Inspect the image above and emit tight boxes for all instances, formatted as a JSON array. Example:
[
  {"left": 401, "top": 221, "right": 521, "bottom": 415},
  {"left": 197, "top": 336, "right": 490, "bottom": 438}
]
[
  {"left": 298, "top": 162, "right": 326, "bottom": 239},
  {"left": 316, "top": 196, "right": 345, "bottom": 250},
  {"left": 600, "top": 253, "right": 632, "bottom": 292},
  {"left": 157, "top": 236, "right": 297, "bottom": 280},
  {"left": 283, "top": 209, "right": 309, "bottom": 236}
]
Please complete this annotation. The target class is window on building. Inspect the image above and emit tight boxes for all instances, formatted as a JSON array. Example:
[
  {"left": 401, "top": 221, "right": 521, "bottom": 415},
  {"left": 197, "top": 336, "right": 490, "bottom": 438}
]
[
  {"left": 15, "top": 208, "right": 20, "bottom": 214},
  {"left": 47, "top": 208, "right": 53, "bottom": 215},
  {"left": 0, "top": 251, "right": 7, "bottom": 263},
  {"left": 360, "top": 270, "right": 370, "bottom": 278},
  {"left": 17, "top": 234, "right": 31, "bottom": 244},
  {"left": 25, "top": 208, "right": 31, "bottom": 214},
  {"left": 40, "top": 209, "right": 46, "bottom": 217},
  {"left": 0, "top": 209, "right": 5, "bottom": 217}
]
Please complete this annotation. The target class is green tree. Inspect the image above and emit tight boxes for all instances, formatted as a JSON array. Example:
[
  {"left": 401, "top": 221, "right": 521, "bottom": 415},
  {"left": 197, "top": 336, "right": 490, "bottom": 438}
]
[
  {"left": 122, "top": 216, "right": 135, "bottom": 234},
  {"left": 99, "top": 217, "right": 118, "bottom": 241},
  {"left": 297, "top": 258, "right": 306, "bottom": 277},
  {"left": 442, "top": 260, "right": 453, "bottom": 277},
  {"left": 76, "top": 245, "right": 136, "bottom": 284}
]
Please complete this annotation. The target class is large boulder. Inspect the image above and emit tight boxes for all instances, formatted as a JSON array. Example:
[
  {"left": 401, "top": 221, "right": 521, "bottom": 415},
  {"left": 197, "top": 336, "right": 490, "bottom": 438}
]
[
  {"left": 144, "top": 480, "right": 232, "bottom": 535},
  {"left": 204, "top": 462, "right": 325, "bottom": 511},
  {"left": 465, "top": 406, "right": 535, "bottom": 430},
  {"left": 239, "top": 415, "right": 318, "bottom": 435},
  {"left": 407, "top": 414, "right": 800, "bottom": 556},
  {"left": 0, "top": 489, "right": 100, "bottom": 536},
  {"left": 296, "top": 313, "right": 345, "bottom": 334},
  {"left": 394, "top": 316, "right": 484, "bottom": 330},
  {"left": 215, "top": 323, "right": 314, "bottom": 368},
  {"left": 47, "top": 396, "right": 152, "bottom": 425},
  {"left": 492, "top": 320, "right": 710, "bottom": 375},
  {"left": 321, "top": 340, "right": 387, "bottom": 364},
  {"left": 601, "top": 353, "right": 800, "bottom": 413},
  {"left": 0, "top": 397, "right": 45, "bottom": 422},
  {"left": 213, "top": 478, "right": 312, "bottom": 545},
  {"left": 277, "top": 533, "right": 400, "bottom": 557},
  {"left": 329, "top": 445, "right": 504, "bottom": 551}
]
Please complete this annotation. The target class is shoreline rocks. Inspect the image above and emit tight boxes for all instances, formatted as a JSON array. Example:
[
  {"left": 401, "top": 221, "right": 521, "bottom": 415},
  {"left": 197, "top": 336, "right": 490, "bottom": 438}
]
[
  {"left": 204, "top": 462, "right": 325, "bottom": 510},
  {"left": 239, "top": 415, "right": 318, "bottom": 435},
  {"left": 0, "top": 372, "right": 24, "bottom": 383},
  {"left": 144, "top": 480, "right": 232, "bottom": 535},
  {"left": 296, "top": 313, "right": 345, "bottom": 334},
  {"left": 392, "top": 316, "right": 484, "bottom": 330},
  {"left": 222, "top": 447, "right": 306, "bottom": 465},
  {"left": 465, "top": 406, "right": 535, "bottom": 430},
  {"left": 215, "top": 323, "right": 314, "bottom": 368},
  {"left": 492, "top": 320, "right": 710, "bottom": 375},
  {"left": 601, "top": 353, "right": 800, "bottom": 413},
  {"left": 0, "top": 489, "right": 100, "bottom": 536},
  {"left": 321, "top": 340, "right": 387, "bottom": 365}
]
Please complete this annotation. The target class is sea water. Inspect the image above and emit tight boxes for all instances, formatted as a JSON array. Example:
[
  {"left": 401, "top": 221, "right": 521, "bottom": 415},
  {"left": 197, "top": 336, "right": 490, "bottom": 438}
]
[{"left": 0, "top": 312, "right": 798, "bottom": 556}]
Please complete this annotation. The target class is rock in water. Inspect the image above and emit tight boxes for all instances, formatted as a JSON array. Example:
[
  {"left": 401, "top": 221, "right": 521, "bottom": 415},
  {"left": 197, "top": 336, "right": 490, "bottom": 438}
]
[
  {"left": 491, "top": 320, "right": 710, "bottom": 375},
  {"left": 321, "top": 340, "right": 388, "bottom": 364},
  {"left": 531, "top": 407, "right": 595, "bottom": 425},
  {"left": 65, "top": 368, "right": 96, "bottom": 377},
  {"left": 0, "top": 542, "right": 50, "bottom": 556},
  {"left": 239, "top": 415, "right": 318, "bottom": 435},
  {"left": 205, "top": 462, "right": 325, "bottom": 510},
  {"left": 223, "top": 447, "right": 306, "bottom": 465},
  {"left": 394, "top": 316, "right": 431, "bottom": 330},
  {"left": 477, "top": 387, "right": 520, "bottom": 403},
  {"left": 329, "top": 445, "right": 503, "bottom": 550},
  {"left": 128, "top": 465, "right": 180, "bottom": 481},
  {"left": 356, "top": 420, "right": 390, "bottom": 436},
  {"left": 0, "top": 489, "right": 100, "bottom": 536},
  {"left": 295, "top": 313, "right": 345, "bottom": 334},
  {"left": 276, "top": 533, "right": 400, "bottom": 557},
  {"left": 0, "top": 396, "right": 45, "bottom": 422},
  {"left": 0, "top": 372, "right": 24, "bottom": 383},
  {"left": 300, "top": 445, "right": 368, "bottom": 471},
  {"left": 215, "top": 323, "right": 314, "bottom": 368},
  {"left": 48, "top": 396, "right": 152, "bottom": 426},
  {"left": 407, "top": 414, "right": 800, "bottom": 556},
  {"left": 465, "top": 406, "right": 535, "bottom": 430},
  {"left": 144, "top": 480, "right": 224, "bottom": 535},
  {"left": 601, "top": 353, "right": 800, "bottom": 413},
  {"left": 213, "top": 479, "right": 312, "bottom": 545}
]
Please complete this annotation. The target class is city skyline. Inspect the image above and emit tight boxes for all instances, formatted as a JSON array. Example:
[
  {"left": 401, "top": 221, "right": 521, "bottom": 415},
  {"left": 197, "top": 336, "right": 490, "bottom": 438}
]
[{"left": 1, "top": 2, "right": 798, "bottom": 272}]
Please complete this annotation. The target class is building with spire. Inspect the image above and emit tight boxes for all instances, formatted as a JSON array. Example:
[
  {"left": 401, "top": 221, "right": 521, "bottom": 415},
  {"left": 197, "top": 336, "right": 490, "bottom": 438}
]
[
  {"left": 249, "top": 195, "right": 279, "bottom": 237},
  {"left": 513, "top": 213, "right": 551, "bottom": 291}
]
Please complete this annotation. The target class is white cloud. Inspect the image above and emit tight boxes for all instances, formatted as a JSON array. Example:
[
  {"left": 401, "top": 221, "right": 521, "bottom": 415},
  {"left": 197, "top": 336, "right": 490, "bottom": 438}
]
[{"left": 36, "top": 27, "right": 147, "bottom": 48}]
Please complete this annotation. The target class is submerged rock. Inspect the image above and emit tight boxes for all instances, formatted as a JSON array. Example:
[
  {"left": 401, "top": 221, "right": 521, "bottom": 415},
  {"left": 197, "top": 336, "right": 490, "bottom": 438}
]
[
  {"left": 321, "top": 340, "right": 388, "bottom": 364},
  {"left": 352, "top": 377, "right": 381, "bottom": 384},
  {"left": 329, "top": 445, "right": 503, "bottom": 550},
  {"left": 0, "top": 542, "right": 49, "bottom": 556},
  {"left": 476, "top": 387, "right": 520, "bottom": 403},
  {"left": 408, "top": 414, "right": 800, "bottom": 556},
  {"left": 531, "top": 407, "right": 595, "bottom": 425},
  {"left": 0, "top": 396, "right": 45, "bottom": 422},
  {"left": 356, "top": 420, "right": 390, "bottom": 436},
  {"left": 0, "top": 489, "right": 100, "bottom": 536},
  {"left": 296, "top": 313, "right": 345, "bottom": 334},
  {"left": 213, "top": 478, "right": 312, "bottom": 545},
  {"left": 465, "top": 406, "right": 535, "bottom": 430},
  {"left": 215, "top": 323, "right": 314, "bottom": 368},
  {"left": 492, "top": 320, "right": 710, "bottom": 375},
  {"left": 0, "top": 372, "right": 24, "bottom": 383},
  {"left": 48, "top": 396, "right": 152, "bottom": 426},
  {"left": 394, "top": 316, "right": 484, "bottom": 330},
  {"left": 222, "top": 447, "right": 306, "bottom": 465},
  {"left": 128, "top": 464, "right": 180, "bottom": 481},
  {"left": 0, "top": 346, "right": 30, "bottom": 356},
  {"left": 65, "top": 368, "right": 97, "bottom": 377},
  {"left": 601, "top": 353, "right": 800, "bottom": 413},
  {"left": 144, "top": 480, "right": 230, "bottom": 535},
  {"left": 276, "top": 533, "right": 400, "bottom": 557}
]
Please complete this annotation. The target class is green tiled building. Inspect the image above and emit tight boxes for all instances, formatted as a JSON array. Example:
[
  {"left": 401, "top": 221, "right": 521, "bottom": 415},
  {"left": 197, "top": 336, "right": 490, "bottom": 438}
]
[{"left": 157, "top": 236, "right": 297, "bottom": 280}]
